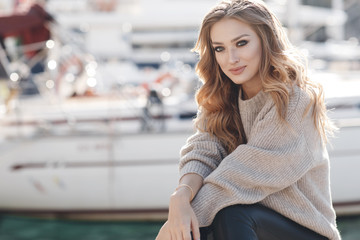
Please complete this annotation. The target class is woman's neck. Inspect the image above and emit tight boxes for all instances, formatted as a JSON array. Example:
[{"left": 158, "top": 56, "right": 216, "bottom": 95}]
[{"left": 241, "top": 85, "right": 262, "bottom": 100}]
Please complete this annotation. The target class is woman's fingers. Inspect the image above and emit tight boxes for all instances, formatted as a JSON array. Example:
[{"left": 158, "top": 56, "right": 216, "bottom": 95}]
[
  {"left": 173, "top": 229, "right": 184, "bottom": 240},
  {"left": 172, "top": 220, "right": 191, "bottom": 240},
  {"left": 156, "top": 221, "right": 172, "bottom": 240},
  {"left": 191, "top": 212, "right": 201, "bottom": 240},
  {"left": 181, "top": 223, "right": 192, "bottom": 240},
  {"left": 166, "top": 194, "right": 199, "bottom": 240}
]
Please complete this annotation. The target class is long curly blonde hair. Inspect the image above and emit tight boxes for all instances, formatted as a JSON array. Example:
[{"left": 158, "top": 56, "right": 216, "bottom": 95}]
[{"left": 193, "top": 0, "right": 334, "bottom": 153}]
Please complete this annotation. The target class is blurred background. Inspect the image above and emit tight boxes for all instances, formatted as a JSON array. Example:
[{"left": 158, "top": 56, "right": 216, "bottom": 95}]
[{"left": 0, "top": 0, "right": 359, "bottom": 239}]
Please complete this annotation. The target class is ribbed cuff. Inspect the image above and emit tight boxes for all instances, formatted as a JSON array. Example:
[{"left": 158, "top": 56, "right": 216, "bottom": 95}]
[{"left": 179, "top": 160, "right": 213, "bottom": 180}]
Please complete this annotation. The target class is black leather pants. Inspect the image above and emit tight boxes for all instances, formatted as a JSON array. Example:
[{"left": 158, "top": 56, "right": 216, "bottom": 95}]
[{"left": 196, "top": 204, "right": 329, "bottom": 240}]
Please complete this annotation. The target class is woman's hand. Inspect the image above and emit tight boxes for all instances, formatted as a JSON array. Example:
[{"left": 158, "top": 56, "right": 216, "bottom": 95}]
[{"left": 156, "top": 188, "right": 201, "bottom": 240}]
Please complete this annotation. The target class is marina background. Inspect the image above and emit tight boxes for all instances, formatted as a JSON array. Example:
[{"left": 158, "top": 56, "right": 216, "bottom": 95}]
[{"left": 0, "top": 0, "right": 360, "bottom": 239}]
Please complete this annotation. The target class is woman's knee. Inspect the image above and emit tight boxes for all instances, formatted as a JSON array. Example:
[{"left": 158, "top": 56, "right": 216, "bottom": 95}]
[
  {"left": 214, "top": 204, "right": 258, "bottom": 224},
  {"left": 212, "top": 204, "right": 259, "bottom": 240}
]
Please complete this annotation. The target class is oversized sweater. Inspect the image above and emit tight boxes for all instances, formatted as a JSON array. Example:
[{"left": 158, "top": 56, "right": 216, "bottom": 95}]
[{"left": 179, "top": 86, "right": 341, "bottom": 240}]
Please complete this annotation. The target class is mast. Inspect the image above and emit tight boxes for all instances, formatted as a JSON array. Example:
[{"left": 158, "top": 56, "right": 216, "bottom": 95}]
[
  {"left": 327, "top": 0, "right": 345, "bottom": 41},
  {"left": 286, "top": 0, "right": 303, "bottom": 45}
]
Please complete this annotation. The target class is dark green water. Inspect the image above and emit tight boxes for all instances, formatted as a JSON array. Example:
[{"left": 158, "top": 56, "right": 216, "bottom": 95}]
[
  {"left": 0, "top": 215, "right": 164, "bottom": 240},
  {"left": 1, "top": 214, "right": 360, "bottom": 240}
]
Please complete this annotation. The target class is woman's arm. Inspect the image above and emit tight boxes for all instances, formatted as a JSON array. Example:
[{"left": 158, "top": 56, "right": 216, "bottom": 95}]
[
  {"left": 176, "top": 173, "right": 204, "bottom": 201},
  {"left": 157, "top": 121, "right": 226, "bottom": 240},
  {"left": 179, "top": 130, "right": 227, "bottom": 180},
  {"left": 156, "top": 173, "right": 203, "bottom": 240}
]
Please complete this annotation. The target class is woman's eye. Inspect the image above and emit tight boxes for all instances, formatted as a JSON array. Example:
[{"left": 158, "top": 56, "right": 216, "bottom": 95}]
[
  {"left": 237, "top": 40, "right": 248, "bottom": 47},
  {"left": 214, "top": 46, "right": 224, "bottom": 52}
]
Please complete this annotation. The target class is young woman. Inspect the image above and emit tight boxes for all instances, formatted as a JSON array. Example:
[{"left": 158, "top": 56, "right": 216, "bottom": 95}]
[{"left": 156, "top": 0, "right": 341, "bottom": 239}]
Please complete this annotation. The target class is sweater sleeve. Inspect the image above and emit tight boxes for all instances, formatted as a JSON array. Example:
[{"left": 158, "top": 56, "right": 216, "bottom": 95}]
[
  {"left": 179, "top": 130, "right": 228, "bottom": 180},
  {"left": 195, "top": 89, "right": 319, "bottom": 204}
]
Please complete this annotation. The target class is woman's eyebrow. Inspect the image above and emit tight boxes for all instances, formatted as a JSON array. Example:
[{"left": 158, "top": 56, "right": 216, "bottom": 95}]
[{"left": 211, "top": 34, "right": 250, "bottom": 45}]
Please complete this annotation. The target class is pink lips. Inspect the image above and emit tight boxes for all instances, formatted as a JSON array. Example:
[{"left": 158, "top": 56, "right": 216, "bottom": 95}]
[{"left": 229, "top": 66, "right": 246, "bottom": 75}]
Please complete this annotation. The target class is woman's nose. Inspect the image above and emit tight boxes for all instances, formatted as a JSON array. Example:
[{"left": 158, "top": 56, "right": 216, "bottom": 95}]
[{"left": 228, "top": 49, "right": 240, "bottom": 64}]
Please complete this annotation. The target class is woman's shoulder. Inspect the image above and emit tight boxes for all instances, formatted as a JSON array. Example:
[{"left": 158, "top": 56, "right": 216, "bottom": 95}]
[
  {"left": 247, "top": 85, "right": 313, "bottom": 125},
  {"left": 290, "top": 84, "right": 309, "bottom": 103},
  {"left": 260, "top": 85, "right": 310, "bottom": 116},
  {"left": 287, "top": 84, "right": 313, "bottom": 119}
]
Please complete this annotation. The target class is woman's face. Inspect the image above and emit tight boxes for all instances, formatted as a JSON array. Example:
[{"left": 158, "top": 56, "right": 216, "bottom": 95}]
[{"left": 210, "top": 18, "right": 263, "bottom": 97}]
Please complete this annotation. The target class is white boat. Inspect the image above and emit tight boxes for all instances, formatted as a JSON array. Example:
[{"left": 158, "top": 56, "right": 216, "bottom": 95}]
[{"left": 0, "top": 81, "right": 196, "bottom": 220}]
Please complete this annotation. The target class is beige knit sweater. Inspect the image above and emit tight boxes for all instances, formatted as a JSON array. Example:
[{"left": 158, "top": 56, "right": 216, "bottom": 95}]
[{"left": 179, "top": 86, "right": 341, "bottom": 240}]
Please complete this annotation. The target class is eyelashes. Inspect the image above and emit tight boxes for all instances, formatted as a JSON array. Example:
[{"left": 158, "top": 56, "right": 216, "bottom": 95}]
[
  {"left": 236, "top": 40, "right": 248, "bottom": 47},
  {"left": 213, "top": 40, "right": 249, "bottom": 53},
  {"left": 214, "top": 46, "right": 225, "bottom": 52}
]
